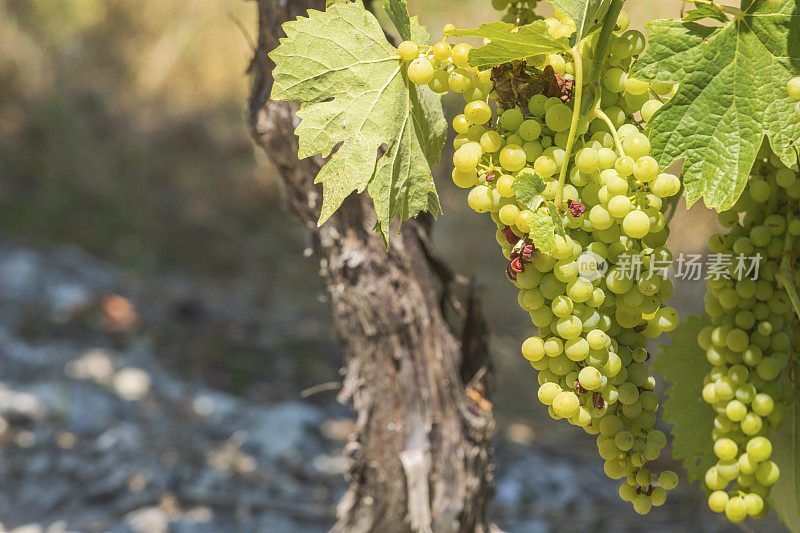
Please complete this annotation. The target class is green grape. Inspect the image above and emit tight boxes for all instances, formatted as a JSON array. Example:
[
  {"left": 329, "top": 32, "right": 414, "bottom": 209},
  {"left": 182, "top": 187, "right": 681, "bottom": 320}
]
[
  {"left": 452, "top": 114, "right": 470, "bottom": 134},
  {"left": 606, "top": 174, "right": 628, "bottom": 196},
  {"left": 714, "top": 437, "right": 738, "bottom": 460},
  {"left": 725, "top": 497, "right": 747, "bottom": 523},
  {"left": 466, "top": 125, "right": 485, "bottom": 142},
  {"left": 755, "top": 461, "right": 779, "bottom": 486},
  {"left": 453, "top": 142, "right": 482, "bottom": 171},
  {"left": 522, "top": 336, "right": 546, "bottom": 361},
  {"left": 448, "top": 68, "right": 472, "bottom": 93},
  {"left": 467, "top": 185, "right": 493, "bottom": 213},
  {"left": 746, "top": 436, "right": 772, "bottom": 462},
  {"left": 776, "top": 167, "right": 797, "bottom": 188},
  {"left": 608, "top": 195, "right": 632, "bottom": 219},
  {"left": 480, "top": 130, "right": 503, "bottom": 153},
  {"left": 578, "top": 366, "right": 603, "bottom": 390},
  {"left": 749, "top": 179, "right": 771, "bottom": 202},
  {"left": 787, "top": 76, "right": 800, "bottom": 100},
  {"left": 501, "top": 107, "right": 524, "bottom": 131},
  {"left": 464, "top": 100, "right": 492, "bottom": 125},
  {"left": 632, "top": 493, "right": 652, "bottom": 515},
  {"left": 518, "top": 119, "right": 542, "bottom": 141},
  {"left": 499, "top": 204, "right": 519, "bottom": 226},
  {"left": 622, "top": 210, "right": 650, "bottom": 238},
  {"left": 500, "top": 145, "right": 527, "bottom": 172},
  {"left": 615, "top": 155, "right": 635, "bottom": 177},
  {"left": 622, "top": 132, "right": 650, "bottom": 159},
  {"left": 624, "top": 77, "right": 649, "bottom": 95},
  {"left": 452, "top": 168, "right": 477, "bottom": 188},
  {"left": 604, "top": 68, "right": 627, "bottom": 93},
  {"left": 708, "top": 490, "right": 729, "bottom": 513},
  {"left": 545, "top": 103, "right": 573, "bottom": 132},
  {"left": 633, "top": 156, "right": 658, "bottom": 182},
  {"left": 538, "top": 382, "right": 562, "bottom": 405},
  {"left": 640, "top": 100, "right": 663, "bottom": 123},
  {"left": 651, "top": 173, "right": 680, "bottom": 198},
  {"left": 534, "top": 155, "right": 558, "bottom": 179},
  {"left": 744, "top": 493, "right": 764, "bottom": 516},
  {"left": 451, "top": 43, "right": 472, "bottom": 68},
  {"left": 408, "top": 57, "right": 435, "bottom": 85},
  {"left": 553, "top": 391, "right": 580, "bottom": 418},
  {"left": 528, "top": 94, "right": 548, "bottom": 117},
  {"left": 589, "top": 206, "right": 614, "bottom": 230},
  {"left": 397, "top": 41, "right": 419, "bottom": 61}
]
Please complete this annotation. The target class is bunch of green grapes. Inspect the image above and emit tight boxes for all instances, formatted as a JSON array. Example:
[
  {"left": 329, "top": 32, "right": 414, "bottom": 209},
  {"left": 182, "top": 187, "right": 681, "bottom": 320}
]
[
  {"left": 697, "top": 146, "right": 800, "bottom": 523},
  {"left": 399, "top": 12, "right": 683, "bottom": 514},
  {"left": 491, "top": 0, "right": 541, "bottom": 26}
]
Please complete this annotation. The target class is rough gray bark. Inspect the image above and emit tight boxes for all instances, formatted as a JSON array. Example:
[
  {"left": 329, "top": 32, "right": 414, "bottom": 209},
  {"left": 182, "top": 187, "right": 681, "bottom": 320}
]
[{"left": 247, "top": 1, "right": 496, "bottom": 531}]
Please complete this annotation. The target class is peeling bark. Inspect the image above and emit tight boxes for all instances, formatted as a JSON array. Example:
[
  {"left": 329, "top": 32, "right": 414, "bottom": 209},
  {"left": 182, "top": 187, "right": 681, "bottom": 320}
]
[{"left": 247, "top": 1, "right": 495, "bottom": 531}]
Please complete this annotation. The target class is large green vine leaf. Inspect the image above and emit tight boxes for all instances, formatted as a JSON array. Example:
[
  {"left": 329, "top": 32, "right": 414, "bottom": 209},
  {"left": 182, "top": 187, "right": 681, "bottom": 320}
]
[
  {"left": 769, "top": 402, "right": 800, "bottom": 532},
  {"left": 653, "top": 316, "right": 715, "bottom": 482},
  {"left": 269, "top": 0, "right": 446, "bottom": 240},
  {"left": 446, "top": 21, "right": 569, "bottom": 70},
  {"left": 630, "top": 0, "right": 800, "bottom": 211},
  {"left": 548, "top": 0, "right": 610, "bottom": 41}
]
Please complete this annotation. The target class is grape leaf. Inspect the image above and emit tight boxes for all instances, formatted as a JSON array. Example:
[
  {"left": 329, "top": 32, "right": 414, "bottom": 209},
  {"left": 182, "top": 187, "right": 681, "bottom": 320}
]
[
  {"left": 769, "top": 401, "right": 800, "bottom": 532},
  {"left": 383, "top": 0, "right": 413, "bottom": 41},
  {"left": 270, "top": 0, "right": 446, "bottom": 241},
  {"left": 512, "top": 170, "right": 546, "bottom": 210},
  {"left": 548, "top": 203, "right": 565, "bottom": 237},
  {"left": 653, "top": 316, "right": 715, "bottom": 482},
  {"left": 682, "top": 0, "right": 729, "bottom": 23},
  {"left": 548, "top": 0, "right": 610, "bottom": 41},
  {"left": 446, "top": 21, "right": 569, "bottom": 70},
  {"left": 630, "top": 1, "right": 800, "bottom": 211},
  {"left": 529, "top": 210, "right": 556, "bottom": 255}
]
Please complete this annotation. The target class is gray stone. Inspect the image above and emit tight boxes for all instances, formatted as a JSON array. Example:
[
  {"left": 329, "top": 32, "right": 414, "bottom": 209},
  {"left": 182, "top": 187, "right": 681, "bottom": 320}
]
[{"left": 246, "top": 401, "right": 324, "bottom": 462}]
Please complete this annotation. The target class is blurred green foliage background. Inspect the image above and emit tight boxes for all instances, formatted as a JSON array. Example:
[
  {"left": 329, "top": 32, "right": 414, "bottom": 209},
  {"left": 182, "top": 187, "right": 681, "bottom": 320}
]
[{"left": 0, "top": 0, "right": 271, "bottom": 274}]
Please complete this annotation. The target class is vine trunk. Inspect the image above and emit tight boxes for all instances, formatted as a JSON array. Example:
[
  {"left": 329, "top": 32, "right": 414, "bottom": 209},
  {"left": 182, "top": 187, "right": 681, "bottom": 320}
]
[{"left": 247, "top": 1, "right": 496, "bottom": 531}]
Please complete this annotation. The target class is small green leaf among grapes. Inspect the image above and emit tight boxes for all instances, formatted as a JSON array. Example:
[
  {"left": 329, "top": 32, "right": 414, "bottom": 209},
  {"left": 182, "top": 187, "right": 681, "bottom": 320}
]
[
  {"left": 512, "top": 170, "right": 546, "bottom": 210},
  {"left": 528, "top": 209, "right": 556, "bottom": 254},
  {"left": 446, "top": 21, "right": 569, "bottom": 70}
]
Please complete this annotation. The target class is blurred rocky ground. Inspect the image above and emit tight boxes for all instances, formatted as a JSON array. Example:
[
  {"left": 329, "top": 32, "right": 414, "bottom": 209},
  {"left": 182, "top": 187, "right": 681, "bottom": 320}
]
[{"left": 0, "top": 238, "right": 775, "bottom": 533}]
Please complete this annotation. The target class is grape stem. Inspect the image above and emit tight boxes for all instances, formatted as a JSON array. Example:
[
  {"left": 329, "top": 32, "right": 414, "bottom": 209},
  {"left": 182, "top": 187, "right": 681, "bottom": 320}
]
[
  {"left": 581, "top": 0, "right": 626, "bottom": 116},
  {"left": 777, "top": 231, "right": 800, "bottom": 323},
  {"left": 554, "top": 47, "right": 583, "bottom": 212},
  {"left": 594, "top": 108, "right": 626, "bottom": 156}
]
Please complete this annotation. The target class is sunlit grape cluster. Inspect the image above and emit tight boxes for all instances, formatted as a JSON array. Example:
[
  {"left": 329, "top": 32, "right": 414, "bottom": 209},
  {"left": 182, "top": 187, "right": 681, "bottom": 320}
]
[
  {"left": 697, "top": 149, "right": 800, "bottom": 523},
  {"left": 491, "top": 0, "right": 541, "bottom": 26},
  {"left": 398, "top": 11, "right": 683, "bottom": 514}
]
